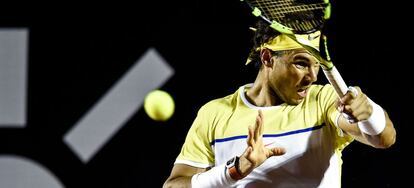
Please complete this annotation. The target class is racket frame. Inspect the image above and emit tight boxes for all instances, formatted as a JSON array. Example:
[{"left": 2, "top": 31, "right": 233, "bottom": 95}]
[{"left": 243, "top": 0, "right": 348, "bottom": 97}]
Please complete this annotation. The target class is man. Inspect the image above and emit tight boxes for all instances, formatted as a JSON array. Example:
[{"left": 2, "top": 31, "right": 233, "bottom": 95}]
[{"left": 163, "top": 20, "right": 396, "bottom": 188}]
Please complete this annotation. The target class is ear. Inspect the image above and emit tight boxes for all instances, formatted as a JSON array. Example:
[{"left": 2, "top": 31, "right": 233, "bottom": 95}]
[{"left": 260, "top": 48, "right": 273, "bottom": 67}]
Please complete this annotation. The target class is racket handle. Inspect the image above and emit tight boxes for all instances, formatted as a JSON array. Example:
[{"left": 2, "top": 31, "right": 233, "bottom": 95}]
[{"left": 323, "top": 66, "right": 348, "bottom": 98}]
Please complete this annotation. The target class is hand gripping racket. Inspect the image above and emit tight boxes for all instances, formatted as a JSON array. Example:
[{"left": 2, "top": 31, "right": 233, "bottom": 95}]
[{"left": 241, "top": 0, "right": 348, "bottom": 98}]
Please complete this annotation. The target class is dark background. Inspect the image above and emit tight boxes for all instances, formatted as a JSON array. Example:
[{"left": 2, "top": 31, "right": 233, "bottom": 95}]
[{"left": 0, "top": 1, "right": 410, "bottom": 187}]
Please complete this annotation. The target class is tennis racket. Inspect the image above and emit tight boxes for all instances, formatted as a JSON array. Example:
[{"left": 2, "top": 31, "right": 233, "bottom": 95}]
[{"left": 241, "top": 0, "right": 348, "bottom": 98}]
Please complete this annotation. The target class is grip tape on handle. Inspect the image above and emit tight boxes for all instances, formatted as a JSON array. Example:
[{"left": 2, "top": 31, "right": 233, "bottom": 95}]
[{"left": 322, "top": 66, "right": 347, "bottom": 98}]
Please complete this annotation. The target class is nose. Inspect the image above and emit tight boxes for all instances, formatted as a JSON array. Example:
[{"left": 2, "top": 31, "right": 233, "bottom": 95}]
[{"left": 306, "top": 66, "right": 318, "bottom": 83}]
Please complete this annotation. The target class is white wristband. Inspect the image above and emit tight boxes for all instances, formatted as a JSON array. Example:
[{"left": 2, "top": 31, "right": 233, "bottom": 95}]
[
  {"left": 191, "top": 163, "right": 236, "bottom": 188},
  {"left": 357, "top": 98, "right": 386, "bottom": 135}
]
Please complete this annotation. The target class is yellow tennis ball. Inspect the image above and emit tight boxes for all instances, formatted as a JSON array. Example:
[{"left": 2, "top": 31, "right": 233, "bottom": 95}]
[{"left": 144, "top": 90, "right": 175, "bottom": 121}]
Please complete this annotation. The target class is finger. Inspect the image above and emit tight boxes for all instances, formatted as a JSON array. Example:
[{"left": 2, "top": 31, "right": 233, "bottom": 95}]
[
  {"left": 246, "top": 146, "right": 253, "bottom": 156},
  {"left": 258, "top": 110, "right": 264, "bottom": 135},
  {"left": 351, "top": 93, "right": 369, "bottom": 110},
  {"left": 345, "top": 98, "right": 362, "bottom": 115},
  {"left": 342, "top": 93, "right": 365, "bottom": 115},
  {"left": 342, "top": 93, "right": 355, "bottom": 104},
  {"left": 340, "top": 94, "right": 352, "bottom": 105},
  {"left": 348, "top": 96, "right": 371, "bottom": 121},
  {"left": 247, "top": 125, "right": 255, "bottom": 146},
  {"left": 342, "top": 104, "right": 354, "bottom": 115},
  {"left": 341, "top": 113, "right": 357, "bottom": 124},
  {"left": 343, "top": 93, "right": 368, "bottom": 117},
  {"left": 269, "top": 147, "right": 286, "bottom": 157},
  {"left": 243, "top": 146, "right": 254, "bottom": 163},
  {"left": 253, "top": 113, "right": 262, "bottom": 141},
  {"left": 342, "top": 106, "right": 359, "bottom": 123},
  {"left": 348, "top": 86, "right": 359, "bottom": 98},
  {"left": 340, "top": 86, "right": 358, "bottom": 105},
  {"left": 337, "top": 102, "right": 344, "bottom": 113}
]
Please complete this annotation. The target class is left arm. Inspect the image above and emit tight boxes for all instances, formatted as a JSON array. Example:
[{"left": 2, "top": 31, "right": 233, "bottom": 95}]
[{"left": 337, "top": 86, "right": 396, "bottom": 148}]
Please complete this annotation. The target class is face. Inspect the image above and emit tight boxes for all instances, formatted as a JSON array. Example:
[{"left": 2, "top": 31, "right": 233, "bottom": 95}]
[{"left": 267, "top": 49, "right": 320, "bottom": 105}]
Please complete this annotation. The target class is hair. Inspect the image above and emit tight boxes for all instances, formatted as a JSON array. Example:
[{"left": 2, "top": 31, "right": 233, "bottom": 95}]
[{"left": 247, "top": 19, "right": 285, "bottom": 69}]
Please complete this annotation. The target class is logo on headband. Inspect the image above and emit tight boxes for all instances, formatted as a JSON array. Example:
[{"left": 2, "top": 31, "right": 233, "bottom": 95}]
[{"left": 308, "top": 33, "right": 320, "bottom": 41}]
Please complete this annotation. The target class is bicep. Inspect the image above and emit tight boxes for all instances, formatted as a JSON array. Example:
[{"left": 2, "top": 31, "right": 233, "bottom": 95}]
[{"left": 163, "top": 164, "right": 207, "bottom": 188}]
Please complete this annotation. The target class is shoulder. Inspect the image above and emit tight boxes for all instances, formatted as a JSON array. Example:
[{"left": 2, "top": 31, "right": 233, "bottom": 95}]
[
  {"left": 308, "top": 84, "right": 336, "bottom": 99},
  {"left": 195, "top": 87, "right": 242, "bottom": 120},
  {"left": 309, "top": 84, "right": 335, "bottom": 93},
  {"left": 200, "top": 90, "right": 239, "bottom": 114},
  {"left": 303, "top": 84, "right": 338, "bottom": 110},
  {"left": 188, "top": 89, "right": 240, "bottom": 133}
]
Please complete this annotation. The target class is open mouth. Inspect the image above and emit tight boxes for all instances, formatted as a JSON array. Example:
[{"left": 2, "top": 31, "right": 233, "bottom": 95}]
[{"left": 297, "top": 87, "right": 308, "bottom": 98}]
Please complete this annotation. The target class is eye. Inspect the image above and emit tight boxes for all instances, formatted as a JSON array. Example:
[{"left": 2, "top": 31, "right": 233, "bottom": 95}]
[{"left": 294, "top": 62, "right": 308, "bottom": 69}]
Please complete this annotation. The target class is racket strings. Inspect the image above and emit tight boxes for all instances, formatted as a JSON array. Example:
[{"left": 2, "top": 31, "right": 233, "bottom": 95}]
[{"left": 250, "top": 0, "right": 327, "bottom": 32}]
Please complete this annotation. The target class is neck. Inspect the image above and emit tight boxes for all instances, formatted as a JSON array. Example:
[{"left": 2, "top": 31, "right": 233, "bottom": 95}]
[{"left": 245, "top": 73, "right": 283, "bottom": 107}]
